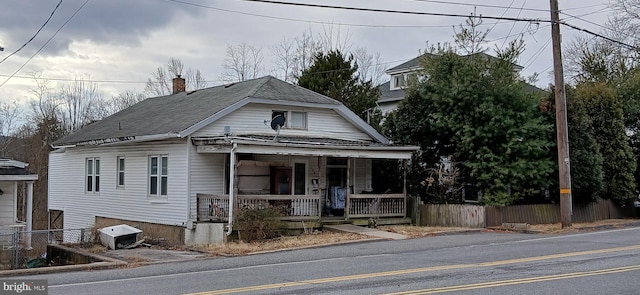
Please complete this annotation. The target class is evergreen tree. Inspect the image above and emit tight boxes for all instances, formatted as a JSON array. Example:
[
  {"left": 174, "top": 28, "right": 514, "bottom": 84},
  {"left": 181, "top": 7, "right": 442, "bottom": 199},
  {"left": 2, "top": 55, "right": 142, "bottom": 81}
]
[
  {"left": 297, "top": 50, "right": 380, "bottom": 125},
  {"left": 387, "top": 48, "right": 554, "bottom": 205},
  {"left": 576, "top": 82, "right": 637, "bottom": 202},
  {"left": 565, "top": 86, "right": 605, "bottom": 204}
]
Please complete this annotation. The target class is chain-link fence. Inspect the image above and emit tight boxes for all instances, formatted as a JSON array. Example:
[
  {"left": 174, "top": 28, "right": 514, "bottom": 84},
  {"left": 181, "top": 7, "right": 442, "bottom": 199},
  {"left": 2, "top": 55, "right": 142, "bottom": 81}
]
[{"left": 0, "top": 228, "right": 94, "bottom": 270}]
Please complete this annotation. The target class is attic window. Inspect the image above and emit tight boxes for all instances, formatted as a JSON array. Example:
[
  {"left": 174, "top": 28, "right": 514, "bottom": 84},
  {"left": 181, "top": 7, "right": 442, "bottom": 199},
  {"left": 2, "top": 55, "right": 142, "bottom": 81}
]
[
  {"left": 272, "top": 110, "right": 307, "bottom": 130},
  {"left": 392, "top": 74, "right": 406, "bottom": 89}
]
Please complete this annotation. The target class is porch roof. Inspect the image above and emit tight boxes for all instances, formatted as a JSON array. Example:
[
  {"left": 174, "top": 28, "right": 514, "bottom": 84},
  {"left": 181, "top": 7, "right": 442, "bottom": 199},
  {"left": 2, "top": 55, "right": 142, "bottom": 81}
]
[{"left": 192, "top": 136, "right": 418, "bottom": 159}]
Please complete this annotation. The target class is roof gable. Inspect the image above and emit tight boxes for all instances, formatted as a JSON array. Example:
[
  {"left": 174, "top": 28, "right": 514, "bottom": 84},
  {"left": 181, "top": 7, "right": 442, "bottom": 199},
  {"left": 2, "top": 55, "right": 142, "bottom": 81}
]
[{"left": 54, "top": 76, "right": 387, "bottom": 146}]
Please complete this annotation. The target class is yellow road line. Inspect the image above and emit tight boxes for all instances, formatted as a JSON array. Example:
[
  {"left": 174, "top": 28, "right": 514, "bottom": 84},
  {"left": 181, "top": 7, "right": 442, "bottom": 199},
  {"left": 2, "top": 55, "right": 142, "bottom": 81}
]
[
  {"left": 384, "top": 265, "right": 640, "bottom": 294},
  {"left": 184, "top": 245, "right": 640, "bottom": 295}
]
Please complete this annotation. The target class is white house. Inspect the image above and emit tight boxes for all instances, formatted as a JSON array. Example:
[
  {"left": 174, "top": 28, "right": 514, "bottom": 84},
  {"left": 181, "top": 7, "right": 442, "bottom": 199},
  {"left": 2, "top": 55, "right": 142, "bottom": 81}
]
[
  {"left": 377, "top": 52, "right": 529, "bottom": 115},
  {"left": 48, "top": 76, "right": 418, "bottom": 245},
  {"left": 0, "top": 158, "right": 38, "bottom": 248}
]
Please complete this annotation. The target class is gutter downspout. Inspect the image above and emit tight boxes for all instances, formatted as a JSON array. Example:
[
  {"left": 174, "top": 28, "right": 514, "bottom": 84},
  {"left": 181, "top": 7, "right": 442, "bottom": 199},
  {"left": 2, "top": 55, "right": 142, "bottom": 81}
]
[{"left": 227, "top": 142, "right": 238, "bottom": 235}]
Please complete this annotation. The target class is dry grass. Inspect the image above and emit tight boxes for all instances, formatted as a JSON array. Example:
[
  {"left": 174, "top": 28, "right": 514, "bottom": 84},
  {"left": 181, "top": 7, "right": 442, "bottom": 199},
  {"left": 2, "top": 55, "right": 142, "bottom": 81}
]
[
  {"left": 528, "top": 219, "right": 639, "bottom": 233},
  {"left": 379, "top": 225, "right": 471, "bottom": 238},
  {"left": 196, "top": 231, "right": 368, "bottom": 256}
]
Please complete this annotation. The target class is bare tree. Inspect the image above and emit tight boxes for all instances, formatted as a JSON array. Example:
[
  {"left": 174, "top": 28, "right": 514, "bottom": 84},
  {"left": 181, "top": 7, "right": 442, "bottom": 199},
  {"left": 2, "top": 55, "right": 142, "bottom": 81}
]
[
  {"left": 352, "top": 47, "right": 386, "bottom": 86},
  {"left": 59, "top": 78, "right": 103, "bottom": 132},
  {"left": 94, "top": 90, "right": 147, "bottom": 117},
  {"left": 145, "top": 58, "right": 208, "bottom": 96},
  {"left": 290, "top": 31, "right": 321, "bottom": 81},
  {"left": 317, "top": 24, "right": 352, "bottom": 54},
  {"left": 221, "top": 43, "right": 264, "bottom": 82},
  {"left": 0, "top": 100, "right": 23, "bottom": 156},
  {"left": 271, "top": 27, "right": 353, "bottom": 83},
  {"left": 28, "top": 72, "right": 60, "bottom": 123},
  {"left": 271, "top": 37, "right": 297, "bottom": 82}
]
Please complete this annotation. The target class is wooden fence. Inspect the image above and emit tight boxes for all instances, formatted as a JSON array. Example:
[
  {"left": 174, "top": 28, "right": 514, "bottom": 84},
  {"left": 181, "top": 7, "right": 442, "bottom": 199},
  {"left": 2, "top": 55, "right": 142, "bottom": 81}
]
[
  {"left": 420, "top": 204, "right": 485, "bottom": 228},
  {"left": 420, "top": 199, "right": 636, "bottom": 228}
]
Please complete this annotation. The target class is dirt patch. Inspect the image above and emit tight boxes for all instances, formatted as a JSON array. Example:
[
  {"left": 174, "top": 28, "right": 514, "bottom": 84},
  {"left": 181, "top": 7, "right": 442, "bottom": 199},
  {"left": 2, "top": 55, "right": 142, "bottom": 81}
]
[
  {"left": 195, "top": 231, "right": 368, "bottom": 256},
  {"left": 378, "top": 225, "right": 471, "bottom": 238}
]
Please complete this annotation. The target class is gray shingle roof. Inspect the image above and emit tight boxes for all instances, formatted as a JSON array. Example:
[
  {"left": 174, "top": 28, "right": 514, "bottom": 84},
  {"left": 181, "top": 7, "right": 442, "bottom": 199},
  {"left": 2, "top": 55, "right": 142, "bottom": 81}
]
[
  {"left": 54, "top": 76, "right": 342, "bottom": 146},
  {"left": 385, "top": 52, "right": 523, "bottom": 74},
  {"left": 378, "top": 81, "right": 406, "bottom": 103}
]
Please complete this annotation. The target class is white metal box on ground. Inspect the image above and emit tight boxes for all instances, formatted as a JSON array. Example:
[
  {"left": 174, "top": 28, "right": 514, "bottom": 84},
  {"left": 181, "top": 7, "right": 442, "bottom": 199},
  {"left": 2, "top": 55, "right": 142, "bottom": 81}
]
[{"left": 99, "top": 224, "right": 142, "bottom": 250}]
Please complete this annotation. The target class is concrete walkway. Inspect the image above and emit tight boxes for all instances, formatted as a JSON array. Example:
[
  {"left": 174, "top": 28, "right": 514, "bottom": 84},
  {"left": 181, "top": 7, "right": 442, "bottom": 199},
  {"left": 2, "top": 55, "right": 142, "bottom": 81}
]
[{"left": 324, "top": 224, "right": 407, "bottom": 240}]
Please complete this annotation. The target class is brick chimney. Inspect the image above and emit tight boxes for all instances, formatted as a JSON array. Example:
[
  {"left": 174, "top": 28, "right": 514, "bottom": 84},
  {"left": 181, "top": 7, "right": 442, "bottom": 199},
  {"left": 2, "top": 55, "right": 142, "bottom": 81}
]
[{"left": 172, "top": 75, "right": 186, "bottom": 94}]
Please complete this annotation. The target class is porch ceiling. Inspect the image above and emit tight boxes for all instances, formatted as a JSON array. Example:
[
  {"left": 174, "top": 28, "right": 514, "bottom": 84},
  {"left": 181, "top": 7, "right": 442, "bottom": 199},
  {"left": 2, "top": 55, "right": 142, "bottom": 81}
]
[{"left": 193, "top": 137, "right": 418, "bottom": 159}]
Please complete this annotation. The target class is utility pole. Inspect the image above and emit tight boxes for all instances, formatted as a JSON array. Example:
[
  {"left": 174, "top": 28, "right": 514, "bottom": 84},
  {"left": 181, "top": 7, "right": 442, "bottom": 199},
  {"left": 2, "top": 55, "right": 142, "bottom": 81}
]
[{"left": 550, "top": 0, "right": 572, "bottom": 228}]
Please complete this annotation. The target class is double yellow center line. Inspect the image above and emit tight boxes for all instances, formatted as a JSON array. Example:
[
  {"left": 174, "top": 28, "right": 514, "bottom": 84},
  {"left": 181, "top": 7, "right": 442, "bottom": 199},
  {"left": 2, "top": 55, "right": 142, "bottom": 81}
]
[{"left": 185, "top": 245, "right": 640, "bottom": 295}]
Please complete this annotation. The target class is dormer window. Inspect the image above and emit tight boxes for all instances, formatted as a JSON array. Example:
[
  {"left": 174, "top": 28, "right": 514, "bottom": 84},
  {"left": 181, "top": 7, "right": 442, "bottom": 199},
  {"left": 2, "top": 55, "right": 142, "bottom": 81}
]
[{"left": 392, "top": 74, "right": 406, "bottom": 90}]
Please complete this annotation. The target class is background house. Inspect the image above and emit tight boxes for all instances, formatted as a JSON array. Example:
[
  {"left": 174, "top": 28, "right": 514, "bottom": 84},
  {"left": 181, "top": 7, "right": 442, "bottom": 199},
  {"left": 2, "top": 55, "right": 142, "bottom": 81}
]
[
  {"left": 48, "top": 76, "right": 417, "bottom": 246},
  {"left": 377, "top": 52, "right": 535, "bottom": 115}
]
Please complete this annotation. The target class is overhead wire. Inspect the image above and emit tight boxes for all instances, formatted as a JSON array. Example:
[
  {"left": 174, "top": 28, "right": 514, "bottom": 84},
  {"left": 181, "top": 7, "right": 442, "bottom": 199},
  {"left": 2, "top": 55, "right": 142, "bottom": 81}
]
[
  {"left": 500, "top": 0, "right": 528, "bottom": 49},
  {"left": 0, "top": 0, "right": 63, "bottom": 65},
  {"left": 167, "top": 0, "right": 503, "bottom": 29},
  {"left": 0, "top": 0, "right": 90, "bottom": 89},
  {"left": 236, "top": 0, "right": 551, "bottom": 24}
]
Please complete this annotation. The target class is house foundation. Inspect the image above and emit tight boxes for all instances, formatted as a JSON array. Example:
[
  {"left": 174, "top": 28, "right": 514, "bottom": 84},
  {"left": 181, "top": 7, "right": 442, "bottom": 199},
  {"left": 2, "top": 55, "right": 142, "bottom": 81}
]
[{"left": 95, "top": 217, "right": 184, "bottom": 246}]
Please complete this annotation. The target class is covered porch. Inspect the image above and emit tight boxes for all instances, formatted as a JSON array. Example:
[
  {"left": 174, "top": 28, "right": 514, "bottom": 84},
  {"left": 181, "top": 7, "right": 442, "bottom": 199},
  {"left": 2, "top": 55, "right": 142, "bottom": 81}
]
[
  {"left": 192, "top": 137, "right": 417, "bottom": 224},
  {"left": 0, "top": 159, "right": 38, "bottom": 248}
]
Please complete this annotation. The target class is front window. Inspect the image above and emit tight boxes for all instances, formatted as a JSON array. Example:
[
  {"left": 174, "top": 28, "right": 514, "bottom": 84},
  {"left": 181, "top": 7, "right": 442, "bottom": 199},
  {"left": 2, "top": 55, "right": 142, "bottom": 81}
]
[
  {"left": 149, "top": 155, "right": 168, "bottom": 196},
  {"left": 86, "top": 158, "right": 100, "bottom": 193}
]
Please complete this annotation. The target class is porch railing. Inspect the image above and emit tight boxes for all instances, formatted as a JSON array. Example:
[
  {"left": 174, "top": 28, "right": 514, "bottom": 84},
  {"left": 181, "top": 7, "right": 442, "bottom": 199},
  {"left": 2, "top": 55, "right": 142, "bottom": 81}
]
[
  {"left": 347, "top": 194, "right": 406, "bottom": 218},
  {"left": 197, "top": 193, "right": 407, "bottom": 221},
  {"left": 197, "top": 193, "right": 321, "bottom": 221}
]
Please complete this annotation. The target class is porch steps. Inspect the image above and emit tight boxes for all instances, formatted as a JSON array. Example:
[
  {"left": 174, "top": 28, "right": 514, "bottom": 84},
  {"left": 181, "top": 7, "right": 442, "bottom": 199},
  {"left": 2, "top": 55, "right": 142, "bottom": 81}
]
[{"left": 323, "top": 224, "right": 407, "bottom": 240}]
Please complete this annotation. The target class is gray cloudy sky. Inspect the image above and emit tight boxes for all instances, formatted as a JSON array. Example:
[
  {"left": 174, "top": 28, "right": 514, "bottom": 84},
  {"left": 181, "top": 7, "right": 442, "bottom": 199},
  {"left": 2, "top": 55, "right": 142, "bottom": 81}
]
[{"left": 0, "top": 0, "right": 613, "bottom": 107}]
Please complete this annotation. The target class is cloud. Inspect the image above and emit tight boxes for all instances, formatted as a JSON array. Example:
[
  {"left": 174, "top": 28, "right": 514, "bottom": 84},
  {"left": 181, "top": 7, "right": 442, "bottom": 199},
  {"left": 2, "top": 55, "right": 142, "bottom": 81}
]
[{"left": 0, "top": 0, "right": 201, "bottom": 57}]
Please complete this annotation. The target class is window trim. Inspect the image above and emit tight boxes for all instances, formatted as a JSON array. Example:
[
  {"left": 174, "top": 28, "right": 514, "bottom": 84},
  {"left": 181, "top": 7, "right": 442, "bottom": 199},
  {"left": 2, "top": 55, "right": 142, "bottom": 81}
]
[
  {"left": 86, "top": 157, "right": 100, "bottom": 193},
  {"left": 148, "top": 155, "right": 168, "bottom": 197},
  {"left": 117, "top": 156, "right": 125, "bottom": 188}
]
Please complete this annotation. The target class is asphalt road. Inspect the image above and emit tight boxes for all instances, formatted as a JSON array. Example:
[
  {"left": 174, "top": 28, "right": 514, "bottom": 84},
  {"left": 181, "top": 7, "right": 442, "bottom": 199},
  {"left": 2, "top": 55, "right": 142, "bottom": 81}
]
[{"left": 13, "top": 227, "right": 640, "bottom": 295}]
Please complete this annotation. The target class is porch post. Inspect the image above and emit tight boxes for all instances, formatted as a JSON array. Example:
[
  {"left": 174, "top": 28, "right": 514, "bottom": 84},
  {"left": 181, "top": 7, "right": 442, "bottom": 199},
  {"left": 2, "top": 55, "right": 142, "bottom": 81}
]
[
  {"left": 26, "top": 181, "right": 34, "bottom": 249},
  {"left": 403, "top": 159, "right": 408, "bottom": 218},
  {"left": 227, "top": 143, "right": 238, "bottom": 235},
  {"left": 403, "top": 159, "right": 408, "bottom": 195},
  {"left": 345, "top": 157, "right": 351, "bottom": 219}
]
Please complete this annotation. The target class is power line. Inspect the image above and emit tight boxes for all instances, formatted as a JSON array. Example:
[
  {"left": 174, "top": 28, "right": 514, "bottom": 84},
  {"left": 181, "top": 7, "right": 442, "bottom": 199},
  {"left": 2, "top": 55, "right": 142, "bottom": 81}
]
[
  {"left": 561, "top": 21, "right": 640, "bottom": 51},
  {"left": 0, "top": 0, "right": 63, "bottom": 65},
  {"left": 562, "top": 11, "right": 639, "bottom": 42},
  {"left": 167, "top": 0, "right": 504, "bottom": 29},
  {"left": 239, "top": 1, "right": 639, "bottom": 56},
  {"left": 237, "top": 0, "right": 551, "bottom": 23},
  {"left": 405, "top": 0, "right": 608, "bottom": 13},
  {"left": 0, "top": 0, "right": 90, "bottom": 89}
]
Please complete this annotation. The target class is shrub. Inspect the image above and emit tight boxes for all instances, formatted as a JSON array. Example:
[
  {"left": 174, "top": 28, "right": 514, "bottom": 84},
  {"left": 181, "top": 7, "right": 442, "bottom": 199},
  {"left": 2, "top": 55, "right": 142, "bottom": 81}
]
[{"left": 234, "top": 205, "right": 284, "bottom": 242}]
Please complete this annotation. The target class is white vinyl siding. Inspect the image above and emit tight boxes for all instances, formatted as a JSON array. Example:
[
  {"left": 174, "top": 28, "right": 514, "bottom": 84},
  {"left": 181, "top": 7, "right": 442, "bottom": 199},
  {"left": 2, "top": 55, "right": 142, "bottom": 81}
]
[
  {"left": 188, "top": 149, "right": 226, "bottom": 220},
  {"left": 192, "top": 103, "right": 372, "bottom": 141},
  {"left": 48, "top": 142, "right": 189, "bottom": 229},
  {"left": 0, "top": 183, "right": 15, "bottom": 226}
]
